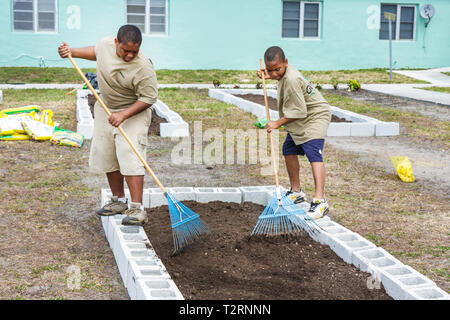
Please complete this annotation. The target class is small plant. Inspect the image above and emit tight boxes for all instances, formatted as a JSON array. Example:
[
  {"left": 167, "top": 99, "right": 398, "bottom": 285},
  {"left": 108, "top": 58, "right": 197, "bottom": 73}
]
[
  {"left": 212, "top": 79, "right": 221, "bottom": 88},
  {"left": 331, "top": 78, "right": 339, "bottom": 90},
  {"left": 315, "top": 83, "right": 322, "bottom": 91},
  {"left": 256, "top": 81, "right": 262, "bottom": 89},
  {"left": 347, "top": 79, "right": 361, "bottom": 92}
]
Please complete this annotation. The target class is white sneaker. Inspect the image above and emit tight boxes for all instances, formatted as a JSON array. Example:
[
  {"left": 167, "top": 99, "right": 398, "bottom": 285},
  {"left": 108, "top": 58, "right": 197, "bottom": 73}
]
[
  {"left": 307, "top": 198, "right": 329, "bottom": 220},
  {"left": 285, "top": 188, "right": 307, "bottom": 204}
]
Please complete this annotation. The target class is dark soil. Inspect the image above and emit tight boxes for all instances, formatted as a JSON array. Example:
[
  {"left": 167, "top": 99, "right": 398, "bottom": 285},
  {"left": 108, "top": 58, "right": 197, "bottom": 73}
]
[
  {"left": 235, "top": 93, "right": 350, "bottom": 122},
  {"left": 86, "top": 94, "right": 167, "bottom": 135},
  {"left": 143, "top": 201, "right": 392, "bottom": 300}
]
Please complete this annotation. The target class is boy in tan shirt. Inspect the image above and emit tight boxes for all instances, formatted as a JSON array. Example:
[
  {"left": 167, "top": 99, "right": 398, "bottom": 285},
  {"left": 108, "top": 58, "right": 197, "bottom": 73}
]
[
  {"left": 58, "top": 25, "right": 157, "bottom": 226},
  {"left": 258, "top": 46, "right": 331, "bottom": 219}
]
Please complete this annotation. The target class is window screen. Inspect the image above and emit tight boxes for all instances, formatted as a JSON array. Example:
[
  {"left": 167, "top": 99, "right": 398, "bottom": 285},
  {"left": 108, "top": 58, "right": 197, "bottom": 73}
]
[{"left": 282, "top": 1, "right": 300, "bottom": 38}]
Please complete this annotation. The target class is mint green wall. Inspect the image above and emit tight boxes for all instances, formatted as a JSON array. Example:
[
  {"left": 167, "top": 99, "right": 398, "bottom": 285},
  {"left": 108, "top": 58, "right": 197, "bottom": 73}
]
[{"left": 1, "top": 0, "right": 449, "bottom": 70}]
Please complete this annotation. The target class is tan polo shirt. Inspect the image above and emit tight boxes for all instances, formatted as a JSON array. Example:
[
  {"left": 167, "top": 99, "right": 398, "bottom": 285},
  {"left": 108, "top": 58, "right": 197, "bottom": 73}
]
[
  {"left": 95, "top": 36, "right": 158, "bottom": 110},
  {"left": 277, "top": 64, "right": 331, "bottom": 145}
]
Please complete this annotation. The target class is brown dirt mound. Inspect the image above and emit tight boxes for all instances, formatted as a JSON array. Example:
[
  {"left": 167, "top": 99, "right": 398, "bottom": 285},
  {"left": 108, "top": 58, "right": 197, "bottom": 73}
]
[
  {"left": 143, "top": 201, "right": 391, "bottom": 300},
  {"left": 235, "top": 93, "right": 350, "bottom": 122}
]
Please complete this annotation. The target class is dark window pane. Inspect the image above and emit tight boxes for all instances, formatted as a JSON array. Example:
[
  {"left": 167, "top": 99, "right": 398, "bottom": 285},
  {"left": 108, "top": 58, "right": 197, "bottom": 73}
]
[
  {"left": 13, "top": 0, "right": 33, "bottom": 11},
  {"left": 14, "top": 21, "right": 33, "bottom": 30},
  {"left": 400, "top": 7, "right": 414, "bottom": 23},
  {"left": 14, "top": 11, "right": 33, "bottom": 21},
  {"left": 38, "top": 0, "right": 55, "bottom": 12},
  {"left": 151, "top": 15, "right": 165, "bottom": 24},
  {"left": 127, "top": 5, "right": 146, "bottom": 14},
  {"left": 399, "top": 23, "right": 414, "bottom": 39},
  {"left": 150, "top": 6, "right": 165, "bottom": 14},
  {"left": 127, "top": 15, "right": 145, "bottom": 24},
  {"left": 380, "top": 4, "right": 397, "bottom": 22},
  {"left": 282, "top": 28, "right": 299, "bottom": 38},
  {"left": 304, "top": 3, "right": 319, "bottom": 19},
  {"left": 150, "top": 24, "right": 165, "bottom": 33},
  {"left": 304, "top": 20, "right": 318, "bottom": 37}
]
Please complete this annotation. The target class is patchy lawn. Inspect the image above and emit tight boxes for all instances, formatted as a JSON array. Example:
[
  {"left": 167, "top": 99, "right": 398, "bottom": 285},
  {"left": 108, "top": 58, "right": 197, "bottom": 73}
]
[
  {"left": 416, "top": 86, "right": 450, "bottom": 94},
  {"left": 0, "top": 67, "right": 426, "bottom": 85}
]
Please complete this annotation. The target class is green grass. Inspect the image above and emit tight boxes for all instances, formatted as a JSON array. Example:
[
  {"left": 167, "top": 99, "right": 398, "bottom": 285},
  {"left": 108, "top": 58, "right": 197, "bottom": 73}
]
[
  {"left": 417, "top": 86, "right": 450, "bottom": 94},
  {"left": 0, "top": 67, "right": 427, "bottom": 85},
  {"left": 322, "top": 91, "right": 450, "bottom": 149},
  {"left": 442, "top": 72, "right": 450, "bottom": 77}
]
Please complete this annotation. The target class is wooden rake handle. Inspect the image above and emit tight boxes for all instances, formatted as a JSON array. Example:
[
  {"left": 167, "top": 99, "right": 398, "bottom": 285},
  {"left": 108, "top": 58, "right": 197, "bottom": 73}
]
[
  {"left": 259, "top": 59, "right": 280, "bottom": 189},
  {"left": 68, "top": 55, "right": 167, "bottom": 193}
]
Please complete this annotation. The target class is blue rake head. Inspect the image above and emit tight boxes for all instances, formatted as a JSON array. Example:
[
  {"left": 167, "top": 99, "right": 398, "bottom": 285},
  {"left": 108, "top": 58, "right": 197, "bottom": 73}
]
[
  {"left": 251, "top": 191, "right": 322, "bottom": 237},
  {"left": 166, "top": 192, "right": 209, "bottom": 255}
]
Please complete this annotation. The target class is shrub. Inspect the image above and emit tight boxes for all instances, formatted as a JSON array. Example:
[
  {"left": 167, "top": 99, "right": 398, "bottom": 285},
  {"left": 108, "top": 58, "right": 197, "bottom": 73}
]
[
  {"left": 347, "top": 79, "right": 361, "bottom": 92},
  {"left": 331, "top": 78, "right": 339, "bottom": 90}
]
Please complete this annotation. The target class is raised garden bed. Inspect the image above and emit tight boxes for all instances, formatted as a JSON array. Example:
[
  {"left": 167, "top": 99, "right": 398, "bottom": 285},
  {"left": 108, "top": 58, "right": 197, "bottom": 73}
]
[
  {"left": 208, "top": 88, "right": 399, "bottom": 136},
  {"left": 76, "top": 89, "right": 189, "bottom": 139},
  {"left": 235, "top": 93, "right": 351, "bottom": 123},
  {"left": 142, "top": 201, "right": 391, "bottom": 300}
]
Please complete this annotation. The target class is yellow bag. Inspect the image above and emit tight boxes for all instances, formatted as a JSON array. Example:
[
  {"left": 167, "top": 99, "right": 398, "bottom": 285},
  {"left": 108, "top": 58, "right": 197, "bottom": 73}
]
[
  {"left": 36, "top": 109, "right": 55, "bottom": 126},
  {"left": 0, "top": 133, "right": 32, "bottom": 141},
  {"left": 390, "top": 156, "right": 415, "bottom": 183},
  {"left": 0, "top": 105, "right": 43, "bottom": 116},
  {"left": 0, "top": 113, "right": 38, "bottom": 136},
  {"left": 21, "top": 119, "right": 55, "bottom": 141}
]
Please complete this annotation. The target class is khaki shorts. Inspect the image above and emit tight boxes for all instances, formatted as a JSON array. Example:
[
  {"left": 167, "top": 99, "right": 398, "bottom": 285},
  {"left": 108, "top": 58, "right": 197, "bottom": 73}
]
[{"left": 89, "top": 102, "right": 151, "bottom": 176}]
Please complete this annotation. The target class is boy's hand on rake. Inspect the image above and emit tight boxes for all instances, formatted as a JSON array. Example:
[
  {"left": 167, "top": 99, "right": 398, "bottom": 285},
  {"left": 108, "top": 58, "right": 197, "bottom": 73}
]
[
  {"left": 265, "top": 120, "right": 281, "bottom": 133},
  {"left": 257, "top": 68, "right": 271, "bottom": 80}
]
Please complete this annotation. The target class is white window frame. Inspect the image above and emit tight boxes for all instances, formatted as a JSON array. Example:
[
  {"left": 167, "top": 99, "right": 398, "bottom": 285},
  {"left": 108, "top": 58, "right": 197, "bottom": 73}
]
[
  {"left": 12, "top": 0, "right": 58, "bottom": 33},
  {"left": 380, "top": 3, "right": 416, "bottom": 41},
  {"left": 282, "top": 1, "right": 322, "bottom": 39},
  {"left": 126, "top": 0, "right": 168, "bottom": 36}
]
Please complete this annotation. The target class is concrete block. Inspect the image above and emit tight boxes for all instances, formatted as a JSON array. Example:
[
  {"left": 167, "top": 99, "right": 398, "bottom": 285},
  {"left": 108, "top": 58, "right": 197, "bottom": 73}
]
[
  {"left": 376, "top": 122, "right": 400, "bottom": 136},
  {"left": 352, "top": 247, "right": 398, "bottom": 274},
  {"left": 350, "top": 122, "right": 376, "bottom": 136},
  {"left": 381, "top": 270, "right": 437, "bottom": 300},
  {"left": 239, "top": 186, "right": 270, "bottom": 205},
  {"left": 148, "top": 188, "right": 167, "bottom": 208},
  {"left": 113, "top": 239, "right": 155, "bottom": 286},
  {"left": 136, "top": 278, "right": 184, "bottom": 300},
  {"left": 77, "top": 119, "right": 94, "bottom": 139},
  {"left": 166, "top": 187, "right": 196, "bottom": 202},
  {"left": 195, "top": 187, "right": 235, "bottom": 203},
  {"left": 126, "top": 258, "right": 171, "bottom": 299},
  {"left": 217, "top": 187, "right": 242, "bottom": 203},
  {"left": 327, "top": 231, "right": 376, "bottom": 264},
  {"left": 327, "top": 123, "right": 351, "bottom": 136},
  {"left": 160, "top": 122, "right": 189, "bottom": 137},
  {"left": 403, "top": 285, "right": 450, "bottom": 300}
]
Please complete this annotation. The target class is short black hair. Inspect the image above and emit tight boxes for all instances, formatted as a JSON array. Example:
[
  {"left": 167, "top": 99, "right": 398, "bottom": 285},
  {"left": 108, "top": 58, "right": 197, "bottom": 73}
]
[
  {"left": 117, "top": 25, "right": 142, "bottom": 45},
  {"left": 264, "top": 46, "right": 286, "bottom": 62}
]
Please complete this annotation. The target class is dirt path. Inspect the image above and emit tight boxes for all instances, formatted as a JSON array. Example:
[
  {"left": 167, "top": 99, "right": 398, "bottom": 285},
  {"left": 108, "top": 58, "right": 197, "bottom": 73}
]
[{"left": 324, "top": 89, "right": 450, "bottom": 195}]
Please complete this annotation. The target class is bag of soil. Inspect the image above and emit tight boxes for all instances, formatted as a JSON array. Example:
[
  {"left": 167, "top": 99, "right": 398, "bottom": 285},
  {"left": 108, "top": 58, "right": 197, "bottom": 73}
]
[
  {"left": 0, "top": 133, "right": 32, "bottom": 141},
  {"left": 390, "top": 156, "right": 415, "bottom": 183},
  {"left": 0, "top": 105, "right": 43, "bottom": 116},
  {"left": 0, "top": 113, "right": 38, "bottom": 136},
  {"left": 50, "top": 127, "right": 84, "bottom": 148},
  {"left": 21, "top": 119, "right": 55, "bottom": 141}
]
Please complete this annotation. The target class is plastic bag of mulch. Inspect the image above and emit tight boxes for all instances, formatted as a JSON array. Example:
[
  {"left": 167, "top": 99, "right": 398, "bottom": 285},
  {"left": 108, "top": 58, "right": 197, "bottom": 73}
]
[
  {"left": 21, "top": 119, "right": 55, "bottom": 141},
  {"left": 0, "top": 133, "right": 32, "bottom": 141},
  {"left": 0, "top": 113, "right": 39, "bottom": 136},
  {"left": 390, "top": 156, "right": 415, "bottom": 183},
  {"left": 0, "top": 105, "right": 43, "bottom": 116},
  {"left": 36, "top": 109, "right": 55, "bottom": 126},
  {"left": 50, "top": 127, "right": 84, "bottom": 148}
]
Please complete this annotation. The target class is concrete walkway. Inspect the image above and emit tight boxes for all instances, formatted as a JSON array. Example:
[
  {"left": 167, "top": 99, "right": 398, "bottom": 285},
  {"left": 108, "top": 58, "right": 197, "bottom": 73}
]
[{"left": 361, "top": 67, "right": 450, "bottom": 106}]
